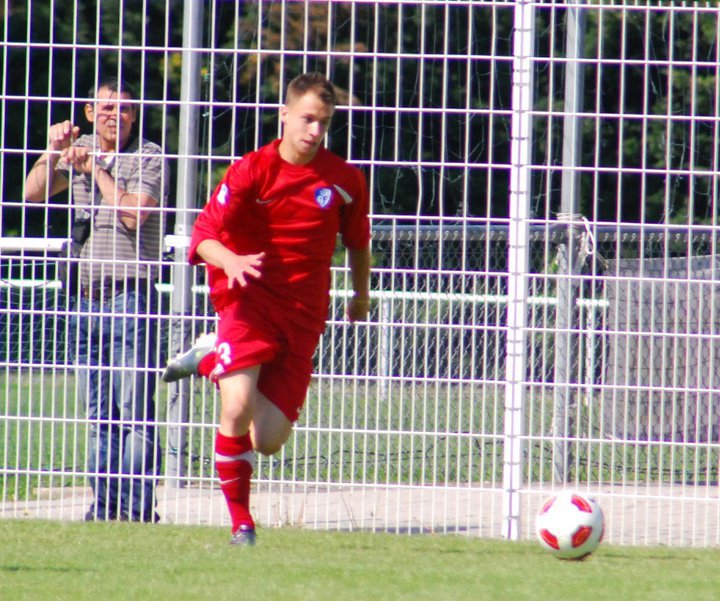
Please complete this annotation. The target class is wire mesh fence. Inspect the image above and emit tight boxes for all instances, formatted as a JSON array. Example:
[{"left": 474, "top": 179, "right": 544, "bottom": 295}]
[
  {"left": 2, "top": 1, "right": 720, "bottom": 547},
  {"left": 3, "top": 222, "right": 720, "bottom": 544}
]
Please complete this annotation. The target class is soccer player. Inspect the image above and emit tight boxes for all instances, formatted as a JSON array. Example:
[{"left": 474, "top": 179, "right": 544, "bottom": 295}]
[{"left": 185, "top": 72, "right": 371, "bottom": 546}]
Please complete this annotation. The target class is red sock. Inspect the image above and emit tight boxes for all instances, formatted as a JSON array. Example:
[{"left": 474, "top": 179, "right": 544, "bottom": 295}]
[{"left": 215, "top": 431, "right": 255, "bottom": 532}]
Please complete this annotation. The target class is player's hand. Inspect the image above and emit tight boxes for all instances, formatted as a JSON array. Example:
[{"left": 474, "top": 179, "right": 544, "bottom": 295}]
[
  {"left": 48, "top": 120, "right": 80, "bottom": 153},
  {"left": 346, "top": 295, "right": 370, "bottom": 323},
  {"left": 225, "top": 252, "right": 265, "bottom": 289}
]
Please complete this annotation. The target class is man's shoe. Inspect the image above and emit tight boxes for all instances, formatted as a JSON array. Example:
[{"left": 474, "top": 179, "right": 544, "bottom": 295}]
[
  {"left": 84, "top": 508, "right": 117, "bottom": 522},
  {"left": 230, "top": 525, "right": 256, "bottom": 547},
  {"left": 162, "top": 332, "right": 216, "bottom": 383},
  {"left": 120, "top": 511, "right": 161, "bottom": 523}
]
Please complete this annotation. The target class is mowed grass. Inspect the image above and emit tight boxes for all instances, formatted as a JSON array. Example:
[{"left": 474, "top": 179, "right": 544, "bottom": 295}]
[{"left": 1, "top": 520, "right": 720, "bottom": 601}]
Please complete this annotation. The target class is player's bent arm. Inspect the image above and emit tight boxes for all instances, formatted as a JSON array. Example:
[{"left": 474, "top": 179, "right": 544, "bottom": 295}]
[
  {"left": 195, "top": 239, "right": 239, "bottom": 269},
  {"left": 195, "top": 239, "right": 265, "bottom": 289},
  {"left": 346, "top": 245, "right": 372, "bottom": 322},
  {"left": 348, "top": 245, "right": 371, "bottom": 300}
]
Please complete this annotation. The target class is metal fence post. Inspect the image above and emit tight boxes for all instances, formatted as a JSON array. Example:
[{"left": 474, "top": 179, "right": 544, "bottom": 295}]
[
  {"left": 503, "top": 0, "right": 536, "bottom": 541},
  {"left": 166, "top": 0, "right": 204, "bottom": 488},
  {"left": 552, "top": 1, "right": 587, "bottom": 484}
]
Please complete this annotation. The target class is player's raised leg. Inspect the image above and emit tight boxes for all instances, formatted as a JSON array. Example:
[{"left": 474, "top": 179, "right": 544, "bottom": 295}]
[{"left": 162, "top": 332, "right": 217, "bottom": 383}]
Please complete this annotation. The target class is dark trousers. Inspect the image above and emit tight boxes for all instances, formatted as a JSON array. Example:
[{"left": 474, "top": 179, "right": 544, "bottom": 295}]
[{"left": 70, "top": 286, "right": 161, "bottom": 521}]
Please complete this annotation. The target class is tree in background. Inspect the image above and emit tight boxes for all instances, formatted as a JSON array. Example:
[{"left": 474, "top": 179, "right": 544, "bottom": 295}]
[
  {"left": 3, "top": 0, "right": 182, "bottom": 237},
  {"left": 2, "top": 2, "right": 718, "bottom": 238},
  {"left": 199, "top": 2, "right": 513, "bottom": 220},
  {"left": 534, "top": 7, "right": 718, "bottom": 226}
]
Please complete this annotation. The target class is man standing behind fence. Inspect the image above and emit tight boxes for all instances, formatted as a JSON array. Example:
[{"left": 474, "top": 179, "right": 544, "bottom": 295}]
[{"left": 23, "top": 76, "right": 169, "bottom": 523}]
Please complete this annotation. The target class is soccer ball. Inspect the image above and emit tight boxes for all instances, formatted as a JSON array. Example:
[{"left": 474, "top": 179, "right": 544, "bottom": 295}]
[{"left": 535, "top": 491, "right": 605, "bottom": 560}]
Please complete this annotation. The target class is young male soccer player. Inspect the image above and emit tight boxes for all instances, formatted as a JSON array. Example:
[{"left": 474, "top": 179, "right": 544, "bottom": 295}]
[{"left": 185, "top": 72, "right": 371, "bottom": 546}]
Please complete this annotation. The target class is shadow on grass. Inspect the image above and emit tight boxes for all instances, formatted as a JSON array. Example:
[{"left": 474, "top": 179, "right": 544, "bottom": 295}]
[{"left": 0, "top": 565, "right": 92, "bottom": 573}]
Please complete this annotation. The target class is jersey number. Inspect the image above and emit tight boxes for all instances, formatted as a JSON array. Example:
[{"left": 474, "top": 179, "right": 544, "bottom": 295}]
[{"left": 216, "top": 342, "right": 232, "bottom": 365}]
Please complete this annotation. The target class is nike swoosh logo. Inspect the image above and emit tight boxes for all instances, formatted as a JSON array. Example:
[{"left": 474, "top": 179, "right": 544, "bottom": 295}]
[
  {"left": 333, "top": 184, "right": 353, "bottom": 204},
  {"left": 255, "top": 198, "right": 276, "bottom": 205}
]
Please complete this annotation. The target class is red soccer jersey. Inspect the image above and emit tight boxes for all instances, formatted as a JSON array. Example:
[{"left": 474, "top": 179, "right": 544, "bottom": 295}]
[{"left": 189, "top": 139, "right": 370, "bottom": 329}]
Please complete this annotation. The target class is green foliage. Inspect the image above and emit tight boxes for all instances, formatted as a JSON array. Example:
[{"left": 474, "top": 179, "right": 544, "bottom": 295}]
[
  {"left": 4, "top": 4, "right": 719, "bottom": 234},
  {"left": 533, "top": 8, "right": 718, "bottom": 224},
  {"left": 3, "top": 1, "right": 185, "bottom": 237}
]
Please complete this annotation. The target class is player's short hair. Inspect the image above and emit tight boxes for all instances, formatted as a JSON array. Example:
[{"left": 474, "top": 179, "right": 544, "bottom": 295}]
[
  {"left": 88, "top": 77, "right": 137, "bottom": 101},
  {"left": 285, "top": 73, "right": 336, "bottom": 108}
]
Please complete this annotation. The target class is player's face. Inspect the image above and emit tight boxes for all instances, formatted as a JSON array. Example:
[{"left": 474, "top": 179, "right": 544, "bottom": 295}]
[
  {"left": 279, "top": 91, "right": 334, "bottom": 165},
  {"left": 84, "top": 87, "right": 137, "bottom": 152}
]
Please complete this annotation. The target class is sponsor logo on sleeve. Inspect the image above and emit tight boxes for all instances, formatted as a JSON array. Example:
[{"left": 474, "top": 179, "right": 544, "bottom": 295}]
[{"left": 217, "top": 183, "right": 229, "bottom": 206}]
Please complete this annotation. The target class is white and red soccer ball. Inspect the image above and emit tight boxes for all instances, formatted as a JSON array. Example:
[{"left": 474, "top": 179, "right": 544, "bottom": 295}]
[{"left": 535, "top": 491, "right": 605, "bottom": 560}]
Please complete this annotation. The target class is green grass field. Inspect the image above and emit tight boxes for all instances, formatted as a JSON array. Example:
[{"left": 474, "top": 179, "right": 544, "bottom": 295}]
[{"left": 1, "top": 520, "right": 720, "bottom": 601}]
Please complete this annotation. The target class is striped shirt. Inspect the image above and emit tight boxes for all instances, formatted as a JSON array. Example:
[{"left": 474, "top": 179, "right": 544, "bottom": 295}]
[{"left": 58, "top": 134, "right": 169, "bottom": 286}]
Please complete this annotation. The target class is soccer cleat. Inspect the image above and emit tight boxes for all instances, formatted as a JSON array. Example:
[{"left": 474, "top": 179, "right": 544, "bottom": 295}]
[
  {"left": 230, "top": 525, "right": 256, "bottom": 547},
  {"left": 162, "top": 332, "right": 217, "bottom": 383}
]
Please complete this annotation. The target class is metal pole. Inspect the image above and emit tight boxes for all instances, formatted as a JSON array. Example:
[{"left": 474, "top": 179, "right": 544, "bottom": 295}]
[
  {"left": 378, "top": 298, "right": 392, "bottom": 402},
  {"left": 503, "top": 0, "right": 535, "bottom": 541},
  {"left": 553, "top": 2, "right": 586, "bottom": 483},
  {"left": 166, "top": 0, "right": 204, "bottom": 488}
]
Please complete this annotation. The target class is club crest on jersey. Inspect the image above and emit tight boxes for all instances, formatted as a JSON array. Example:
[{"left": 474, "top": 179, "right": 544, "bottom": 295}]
[{"left": 315, "top": 187, "right": 333, "bottom": 208}]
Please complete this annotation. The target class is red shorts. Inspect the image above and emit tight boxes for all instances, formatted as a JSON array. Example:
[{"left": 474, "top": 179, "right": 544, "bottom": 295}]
[{"left": 209, "top": 295, "right": 323, "bottom": 423}]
